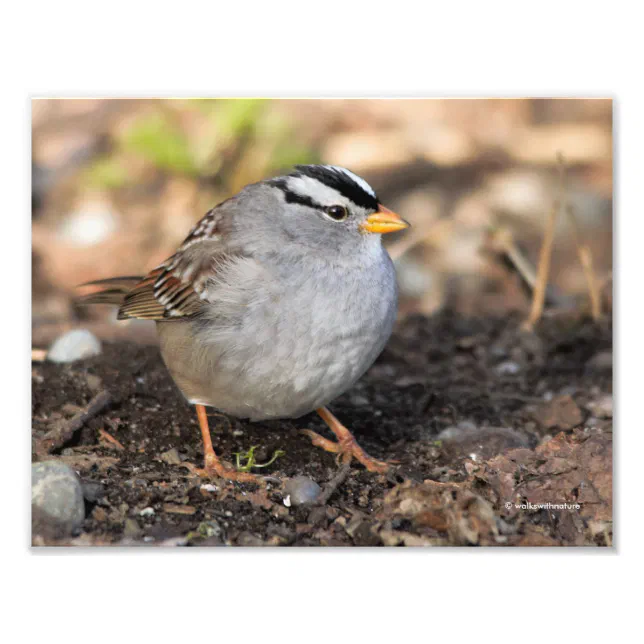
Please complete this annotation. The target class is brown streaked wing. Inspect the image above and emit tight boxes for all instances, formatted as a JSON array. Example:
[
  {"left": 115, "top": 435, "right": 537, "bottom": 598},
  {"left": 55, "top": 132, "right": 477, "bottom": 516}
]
[{"left": 117, "top": 208, "right": 225, "bottom": 321}]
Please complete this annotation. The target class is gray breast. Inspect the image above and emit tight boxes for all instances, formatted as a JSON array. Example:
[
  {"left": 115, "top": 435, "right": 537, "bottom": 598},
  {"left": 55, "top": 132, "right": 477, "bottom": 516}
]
[{"left": 162, "top": 248, "right": 397, "bottom": 421}]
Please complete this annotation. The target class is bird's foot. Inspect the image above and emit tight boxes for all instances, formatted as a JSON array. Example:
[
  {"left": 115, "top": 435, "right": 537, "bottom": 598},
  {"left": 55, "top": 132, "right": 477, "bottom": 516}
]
[
  {"left": 301, "top": 429, "right": 389, "bottom": 473},
  {"left": 187, "top": 403, "right": 264, "bottom": 483},
  {"left": 184, "top": 453, "right": 263, "bottom": 483}
]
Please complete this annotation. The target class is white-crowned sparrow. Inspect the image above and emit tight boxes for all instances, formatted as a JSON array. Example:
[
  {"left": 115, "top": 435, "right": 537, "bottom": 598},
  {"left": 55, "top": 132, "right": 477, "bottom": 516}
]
[{"left": 82, "top": 165, "right": 409, "bottom": 481}]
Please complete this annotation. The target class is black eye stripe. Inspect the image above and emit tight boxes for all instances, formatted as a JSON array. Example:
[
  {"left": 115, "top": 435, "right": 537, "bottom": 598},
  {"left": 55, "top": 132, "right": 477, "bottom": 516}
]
[
  {"left": 292, "top": 165, "right": 379, "bottom": 210},
  {"left": 270, "top": 166, "right": 380, "bottom": 214},
  {"left": 270, "top": 179, "right": 322, "bottom": 209}
]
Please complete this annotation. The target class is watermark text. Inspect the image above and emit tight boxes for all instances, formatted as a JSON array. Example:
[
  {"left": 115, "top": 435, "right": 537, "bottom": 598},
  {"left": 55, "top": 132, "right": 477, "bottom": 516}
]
[{"left": 505, "top": 501, "right": 580, "bottom": 511}]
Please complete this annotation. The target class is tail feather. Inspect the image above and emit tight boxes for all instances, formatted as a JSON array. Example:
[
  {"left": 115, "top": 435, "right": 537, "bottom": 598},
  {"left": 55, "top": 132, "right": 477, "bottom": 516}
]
[
  {"left": 77, "top": 276, "right": 144, "bottom": 308},
  {"left": 78, "top": 276, "right": 143, "bottom": 289}
]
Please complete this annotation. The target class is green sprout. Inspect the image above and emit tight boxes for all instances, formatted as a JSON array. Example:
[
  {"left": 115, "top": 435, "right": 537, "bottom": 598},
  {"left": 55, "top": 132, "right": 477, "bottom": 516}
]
[
  {"left": 233, "top": 445, "right": 285, "bottom": 472},
  {"left": 121, "top": 113, "right": 198, "bottom": 175}
]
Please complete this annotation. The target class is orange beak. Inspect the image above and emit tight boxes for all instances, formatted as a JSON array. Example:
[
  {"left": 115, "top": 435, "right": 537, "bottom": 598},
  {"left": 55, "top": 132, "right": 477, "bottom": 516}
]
[{"left": 360, "top": 205, "right": 410, "bottom": 234}]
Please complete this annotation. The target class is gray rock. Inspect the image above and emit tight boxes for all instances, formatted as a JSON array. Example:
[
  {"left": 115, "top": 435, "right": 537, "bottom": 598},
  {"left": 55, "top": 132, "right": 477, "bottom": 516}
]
[
  {"left": 48, "top": 329, "right": 101, "bottom": 363},
  {"left": 32, "top": 461, "right": 85, "bottom": 539},
  {"left": 283, "top": 476, "right": 322, "bottom": 506}
]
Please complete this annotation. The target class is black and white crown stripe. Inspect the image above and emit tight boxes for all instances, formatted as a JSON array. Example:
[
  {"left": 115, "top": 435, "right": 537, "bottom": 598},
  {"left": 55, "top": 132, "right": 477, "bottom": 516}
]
[{"left": 270, "top": 165, "right": 380, "bottom": 212}]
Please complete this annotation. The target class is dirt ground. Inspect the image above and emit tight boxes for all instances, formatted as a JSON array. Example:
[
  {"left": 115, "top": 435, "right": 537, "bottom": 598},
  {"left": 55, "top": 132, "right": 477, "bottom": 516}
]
[{"left": 31, "top": 311, "right": 613, "bottom": 547}]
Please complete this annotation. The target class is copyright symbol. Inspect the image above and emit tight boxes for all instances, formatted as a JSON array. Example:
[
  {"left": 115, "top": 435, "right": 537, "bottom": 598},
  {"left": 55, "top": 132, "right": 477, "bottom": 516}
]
[{"left": 505, "top": 502, "right": 512, "bottom": 509}]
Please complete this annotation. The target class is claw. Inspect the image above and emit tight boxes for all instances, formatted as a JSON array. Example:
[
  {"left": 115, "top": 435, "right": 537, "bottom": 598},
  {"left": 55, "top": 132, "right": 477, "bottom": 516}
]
[
  {"left": 301, "top": 427, "right": 390, "bottom": 473},
  {"left": 183, "top": 459, "right": 263, "bottom": 483}
]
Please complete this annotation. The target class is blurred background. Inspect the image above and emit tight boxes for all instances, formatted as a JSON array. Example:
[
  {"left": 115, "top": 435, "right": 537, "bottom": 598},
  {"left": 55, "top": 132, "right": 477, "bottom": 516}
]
[{"left": 31, "top": 98, "right": 612, "bottom": 347}]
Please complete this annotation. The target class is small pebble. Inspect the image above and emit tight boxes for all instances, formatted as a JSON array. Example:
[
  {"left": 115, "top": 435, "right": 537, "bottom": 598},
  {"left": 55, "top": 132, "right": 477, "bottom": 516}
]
[
  {"left": 47, "top": 329, "right": 101, "bottom": 363},
  {"left": 32, "top": 461, "right": 85, "bottom": 539},
  {"left": 283, "top": 476, "right": 322, "bottom": 506},
  {"left": 495, "top": 360, "right": 521, "bottom": 376},
  {"left": 159, "top": 448, "right": 182, "bottom": 466}
]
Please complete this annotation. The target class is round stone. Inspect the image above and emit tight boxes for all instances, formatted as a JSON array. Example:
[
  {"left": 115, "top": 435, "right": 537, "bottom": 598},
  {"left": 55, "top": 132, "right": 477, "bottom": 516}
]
[
  {"left": 48, "top": 329, "right": 101, "bottom": 363},
  {"left": 283, "top": 476, "right": 322, "bottom": 506},
  {"left": 32, "top": 461, "right": 85, "bottom": 539}
]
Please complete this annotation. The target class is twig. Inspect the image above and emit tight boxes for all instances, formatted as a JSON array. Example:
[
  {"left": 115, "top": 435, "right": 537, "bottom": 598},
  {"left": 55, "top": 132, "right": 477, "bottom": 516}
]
[
  {"left": 316, "top": 463, "right": 352, "bottom": 505},
  {"left": 523, "top": 152, "right": 567, "bottom": 331},
  {"left": 487, "top": 227, "right": 538, "bottom": 290},
  {"left": 522, "top": 202, "right": 560, "bottom": 331},
  {"left": 98, "top": 428, "right": 125, "bottom": 450},
  {"left": 487, "top": 226, "right": 572, "bottom": 309},
  {"left": 565, "top": 204, "right": 602, "bottom": 320},
  {"left": 36, "top": 390, "right": 112, "bottom": 457}
]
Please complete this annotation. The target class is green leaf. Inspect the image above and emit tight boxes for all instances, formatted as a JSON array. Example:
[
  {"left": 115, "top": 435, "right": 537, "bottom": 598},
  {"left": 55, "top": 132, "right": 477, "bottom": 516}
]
[
  {"left": 121, "top": 113, "right": 198, "bottom": 175},
  {"left": 216, "top": 98, "right": 267, "bottom": 138}
]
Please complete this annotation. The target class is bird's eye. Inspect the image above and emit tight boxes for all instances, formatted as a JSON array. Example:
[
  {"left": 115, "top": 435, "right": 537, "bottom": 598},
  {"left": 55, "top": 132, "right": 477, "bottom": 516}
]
[{"left": 326, "top": 205, "right": 348, "bottom": 221}]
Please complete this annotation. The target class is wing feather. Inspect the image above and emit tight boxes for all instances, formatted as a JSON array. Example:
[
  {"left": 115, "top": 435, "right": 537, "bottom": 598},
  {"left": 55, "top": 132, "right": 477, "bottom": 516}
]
[{"left": 80, "top": 207, "right": 230, "bottom": 321}]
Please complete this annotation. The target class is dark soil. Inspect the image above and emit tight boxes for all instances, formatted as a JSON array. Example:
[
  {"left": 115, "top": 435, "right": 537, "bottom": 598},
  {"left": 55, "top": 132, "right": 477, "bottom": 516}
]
[{"left": 31, "top": 311, "right": 613, "bottom": 547}]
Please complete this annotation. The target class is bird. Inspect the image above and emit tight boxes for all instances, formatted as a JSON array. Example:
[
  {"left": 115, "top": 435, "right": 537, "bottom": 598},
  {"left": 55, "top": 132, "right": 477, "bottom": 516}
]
[{"left": 81, "top": 164, "right": 409, "bottom": 482}]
